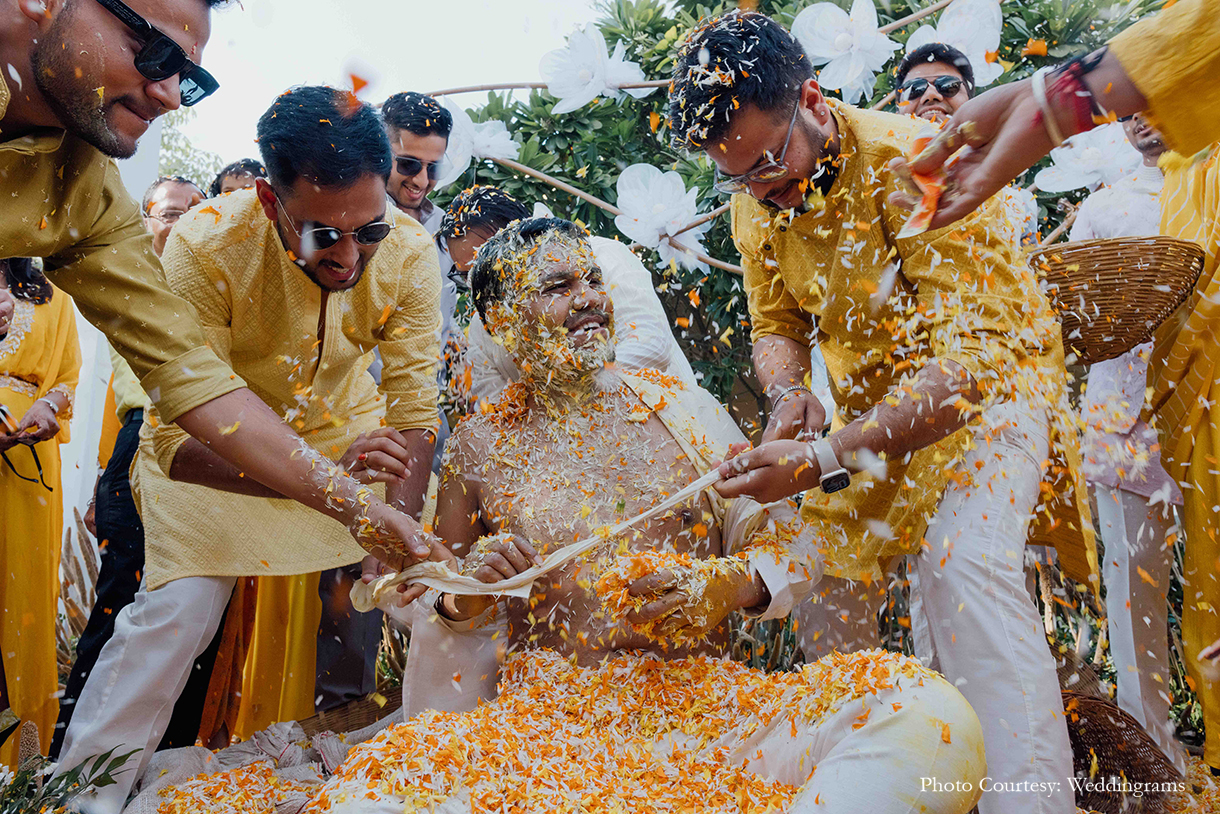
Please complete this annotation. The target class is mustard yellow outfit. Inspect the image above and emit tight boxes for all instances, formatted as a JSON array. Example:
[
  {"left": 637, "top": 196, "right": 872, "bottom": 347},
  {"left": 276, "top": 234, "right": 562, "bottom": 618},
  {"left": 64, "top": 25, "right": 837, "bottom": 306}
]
[
  {"left": 0, "top": 286, "right": 80, "bottom": 765},
  {"left": 733, "top": 101, "right": 1094, "bottom": 585},
  {"left": 1107, "top": 0, "right": 1220, "bottom": 768},
  {"left": 0, "top": 77, "right": 240, "bottom": 425},
  {"left": 129, "top": 188, "right": 439, "bottom": 731},
  {"left": 135, "top": 188, "right": 441, "bottom": 588}
]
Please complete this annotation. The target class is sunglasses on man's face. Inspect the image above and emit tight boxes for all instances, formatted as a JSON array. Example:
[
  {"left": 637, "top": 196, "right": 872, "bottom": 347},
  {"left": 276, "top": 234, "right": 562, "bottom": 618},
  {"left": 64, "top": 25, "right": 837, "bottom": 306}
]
[
  {"left": 394, "top": 155, "right": 446, "bottom": 181},
  {"left": 93, "top": 0, "right": 220, "bottom": 106},
  {"left": 898, "top": 76, "right": 965, "bottom": 104},
  {"left": 276, "top": 197, "right": 394, "bottom": 251}
]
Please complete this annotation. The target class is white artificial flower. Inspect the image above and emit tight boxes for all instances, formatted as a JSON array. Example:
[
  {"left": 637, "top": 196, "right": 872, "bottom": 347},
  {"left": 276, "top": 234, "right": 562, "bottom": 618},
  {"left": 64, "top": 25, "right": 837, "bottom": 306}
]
[
  {"left": 613, "top": 163, "right": 710, "bottom": 272},
  {"left": 905, "top": 0, "right": 1004, "bottom": 88},
  {"left": 539, "top": 25, "right": 655, "bottom": 115},
  {"left": 792, "top": 0, "right": 900, "bottom": 105},
  {"left": 436, "top": 98, "right": 521, "bottom": 189},
  {"left": 1033, "top": 123, "right": 1142, "bottom": 193}
]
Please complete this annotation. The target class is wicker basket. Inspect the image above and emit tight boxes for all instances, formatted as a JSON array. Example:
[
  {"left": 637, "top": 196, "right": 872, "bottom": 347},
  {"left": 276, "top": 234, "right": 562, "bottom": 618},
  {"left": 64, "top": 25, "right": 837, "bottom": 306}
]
[
  {"left": 1062, "top": 691, "right": 1183, "bottom": 813},
  {"left": 1027, "top": 237, "right": 1204, "bottom": 367},
  {"left": 298, "top": 690, "right": 402, "bottom": 738}
]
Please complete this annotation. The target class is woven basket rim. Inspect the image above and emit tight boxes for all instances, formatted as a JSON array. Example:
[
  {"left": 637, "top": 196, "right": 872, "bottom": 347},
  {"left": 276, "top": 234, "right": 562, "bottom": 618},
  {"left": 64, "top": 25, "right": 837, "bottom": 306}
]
[{"left": 1028, "top": 236, "right": 1204, "bottom": 366}]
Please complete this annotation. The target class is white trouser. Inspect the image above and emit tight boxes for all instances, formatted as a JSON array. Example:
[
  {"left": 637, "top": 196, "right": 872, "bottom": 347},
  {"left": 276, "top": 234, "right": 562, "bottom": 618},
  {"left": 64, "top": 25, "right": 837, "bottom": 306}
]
[
  {"left": 57, "top": 576, "right": 236, "bottom": 813},
  {"left": 909, "top": 403, "right": 1075, "bottom": 814},
  {"left": 1095, "top": 484, "right": 1186, "bottom": 772}
]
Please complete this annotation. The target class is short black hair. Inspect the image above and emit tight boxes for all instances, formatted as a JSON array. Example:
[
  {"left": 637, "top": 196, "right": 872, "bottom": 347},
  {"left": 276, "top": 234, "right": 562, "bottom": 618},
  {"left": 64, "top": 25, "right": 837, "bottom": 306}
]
[
  {"left": 209, "top": 158, "right": 267, "bottom": 197},
  {"left": 895, "top": 44, "right": 976, "bottom": 96},
  {"left": 439, "top": 186, "right": 531, "bottom": 241},
  {"left": 381, "top": 92, "right": 452, "bottom": 140},
  {"left": 2, "top": 258, "right": 52, "bottom": 304},
  {"left": 469, "top": 217, "right": 589, "bottom": 324},
  {"left": 141, "top": 175, "right": 202, "bottom": 215},
  {"left": 668, "top": 10, "right": 812, "bottom": 150},
  {"left": 257, "top": 85, "right": 391, "bottom": 191}
]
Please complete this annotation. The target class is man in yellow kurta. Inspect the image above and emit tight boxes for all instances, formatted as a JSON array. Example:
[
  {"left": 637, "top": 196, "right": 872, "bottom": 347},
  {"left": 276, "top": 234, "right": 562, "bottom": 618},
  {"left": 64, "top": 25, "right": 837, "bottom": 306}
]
[
  {"left": 3, "top": 0, "right": 439, "bottom": 665},
  {"left": 887, "top": 0, "right": 1220, "bottom": 774},
  {"left": 58, "top": 86, "right": 443, "bottom": 809},
  {"left": 670, "top": 13, "right": 1094, "bottom": 814}
]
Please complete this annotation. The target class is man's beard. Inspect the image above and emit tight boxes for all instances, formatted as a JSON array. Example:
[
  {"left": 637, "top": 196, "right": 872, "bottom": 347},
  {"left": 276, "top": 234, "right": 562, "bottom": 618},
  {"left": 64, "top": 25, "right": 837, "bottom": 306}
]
[
  {"left": 30, "top": 11, "right": 136, "bottom": 159},
  {"left": 760, "top": 118, "right": 839, "bottom": 214},
  {"left": 515, "top": 311, "right": 617, "bottom": 390}
]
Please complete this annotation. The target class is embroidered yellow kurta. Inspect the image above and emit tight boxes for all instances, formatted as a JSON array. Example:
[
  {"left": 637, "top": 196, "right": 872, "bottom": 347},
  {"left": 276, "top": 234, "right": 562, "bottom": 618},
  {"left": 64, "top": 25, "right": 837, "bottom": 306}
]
[
  {"left": 0, "top": 78, "right": 240, "bottom": 424},
  {"left": 1149, "top": 146, "right": 1220, "bottom": 767},
  {"left": 0, "top": 287, "right": 79, "bottom": 766},
  {"left": 133, "top": 188, "right": 442, "bottom": 590},
  {"left": 733, "top": 102, "right": 1094, "bottom": 585}
]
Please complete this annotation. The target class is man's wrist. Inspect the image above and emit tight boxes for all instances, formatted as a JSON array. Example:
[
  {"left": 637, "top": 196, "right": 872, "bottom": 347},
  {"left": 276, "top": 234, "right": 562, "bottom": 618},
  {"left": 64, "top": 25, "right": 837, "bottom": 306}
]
[{"left": 767, "top": 384, "right": 811, "bottom": 405}]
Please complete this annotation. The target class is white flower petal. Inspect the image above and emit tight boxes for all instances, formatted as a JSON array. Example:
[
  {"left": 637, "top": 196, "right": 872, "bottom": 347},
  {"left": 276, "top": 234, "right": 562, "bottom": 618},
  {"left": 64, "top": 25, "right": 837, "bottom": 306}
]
[{"left": 792, "top": 4, "right": 851, "bottom": 64}]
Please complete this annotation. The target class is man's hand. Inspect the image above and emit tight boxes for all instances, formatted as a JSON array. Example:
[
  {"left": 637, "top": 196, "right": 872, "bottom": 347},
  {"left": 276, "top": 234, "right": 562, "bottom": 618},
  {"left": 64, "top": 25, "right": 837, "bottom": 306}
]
[
  {"left": 339, "top": 428, "right": 416, "bottom": 485},
  {"left": 350, "top": 501, "right": 438, "bottom": 573},
  {"left": 626, "top": 562, "right": 766, "bottom": 638},
  {"left": 440, "top": 534, "right": 542, "bottom": 622},
  {"left": 0, "top": 288, "right": 13, "bottom": 336},
  {"left": 715, "top": 440, "right": 821, "bottom": 502},
  {"left": 361, "top": 542, "right": 459, "bottom": 608},
  {"left": 14, "top": 400, "right": 60, "bottom": 443},
  {"left": 763, "top": 388, "right": 826, "bottom": 443}
]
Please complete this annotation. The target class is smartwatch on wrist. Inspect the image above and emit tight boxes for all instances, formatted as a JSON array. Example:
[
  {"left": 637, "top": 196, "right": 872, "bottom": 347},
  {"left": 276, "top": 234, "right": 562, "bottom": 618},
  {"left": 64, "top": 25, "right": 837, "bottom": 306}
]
[{"left": 811, "top": 437, "right": 851, "bottom": 494}]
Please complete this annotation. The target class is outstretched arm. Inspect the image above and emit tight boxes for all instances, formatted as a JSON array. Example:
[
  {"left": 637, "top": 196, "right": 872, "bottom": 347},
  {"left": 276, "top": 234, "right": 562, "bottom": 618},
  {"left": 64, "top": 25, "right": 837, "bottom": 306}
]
[{"left": 894, "top": 49, "right": 1144, "bottom": 230}]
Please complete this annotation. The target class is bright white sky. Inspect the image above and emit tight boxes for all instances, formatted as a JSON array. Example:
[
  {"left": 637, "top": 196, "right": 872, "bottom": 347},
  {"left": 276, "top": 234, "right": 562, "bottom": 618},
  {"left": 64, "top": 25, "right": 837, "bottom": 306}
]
[{"left": 183, "top": 0, "right": 602, "bottom": 160}]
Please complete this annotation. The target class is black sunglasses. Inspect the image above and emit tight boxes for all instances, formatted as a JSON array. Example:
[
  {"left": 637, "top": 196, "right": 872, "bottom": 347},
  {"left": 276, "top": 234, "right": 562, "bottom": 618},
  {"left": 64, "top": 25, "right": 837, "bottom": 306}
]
[
  {"left": 394, "top": 155, "right": 446, "bottom": 181},
  {"left": 898, "top": 76, "right": 965, "bottom": 103},
  {"left": 276, "top": 197, "right": 394, "bottom": 251},
  {"left": 94, "top": 0, "right": 220, "bottom": 107},
  {"left": 0, "top": 406, "right": 51, "bottom": 492}
]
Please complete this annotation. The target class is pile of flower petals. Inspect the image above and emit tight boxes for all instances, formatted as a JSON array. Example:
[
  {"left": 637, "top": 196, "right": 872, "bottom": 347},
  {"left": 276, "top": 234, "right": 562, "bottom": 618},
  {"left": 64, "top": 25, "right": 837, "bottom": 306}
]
[
  {"left": 307, "top": 648, "right": 935, "bottom": 813},
  {"left": 156, "top": 760, "right": 322, "bottom": 814}
]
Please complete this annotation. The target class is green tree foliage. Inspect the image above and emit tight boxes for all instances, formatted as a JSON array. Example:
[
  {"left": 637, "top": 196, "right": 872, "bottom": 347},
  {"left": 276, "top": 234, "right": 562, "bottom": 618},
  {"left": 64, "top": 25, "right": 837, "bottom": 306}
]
[
  {"left": 433, "top": 0, "right": 1162, "bottom": 434},
  {"left": 158, "top": 108, "right": 226, "bottom": 190}
]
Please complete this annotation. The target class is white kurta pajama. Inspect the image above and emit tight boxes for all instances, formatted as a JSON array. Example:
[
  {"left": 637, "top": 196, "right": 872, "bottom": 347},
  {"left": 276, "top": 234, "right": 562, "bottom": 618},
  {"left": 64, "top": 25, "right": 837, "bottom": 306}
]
[{"left": 1068, "top": 163, "right": 1186, "bottom": 771}]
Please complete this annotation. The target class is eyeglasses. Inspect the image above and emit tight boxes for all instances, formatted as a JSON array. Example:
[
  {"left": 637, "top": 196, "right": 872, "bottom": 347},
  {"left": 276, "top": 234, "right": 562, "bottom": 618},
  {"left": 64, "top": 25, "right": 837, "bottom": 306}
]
[
  {"left": 394, "top": 155, "right": 447, "bottom": 181},
  {"left": 276, "top": 197, "right": 394, "bottom": 251},
  {"left": 446, "top": 263, "right": 470, "bottom": 292},
  {"left": 898, "top": 76, "right": 965, "bottom": 104},
  {"left": 94, "top": 0, "right": 220, "bottom": 107},
  {"left": 148, "top": 209, "right": 187, "bottom": 225},
  {"left": 712, "top": 100, "right": 801, "bottom": 195},
  {"left": 0, "top": 405, "right": 50, "bottom": 492}
]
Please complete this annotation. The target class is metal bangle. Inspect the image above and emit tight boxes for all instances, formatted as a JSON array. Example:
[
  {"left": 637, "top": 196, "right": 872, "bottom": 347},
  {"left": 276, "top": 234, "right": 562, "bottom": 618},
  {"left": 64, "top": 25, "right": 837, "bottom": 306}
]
[
  {"left": 37, "top": 397, "right": 60, "bottom": 416},
  {"left": 770, "top": 385, "right": 812, "bottom": 406}
]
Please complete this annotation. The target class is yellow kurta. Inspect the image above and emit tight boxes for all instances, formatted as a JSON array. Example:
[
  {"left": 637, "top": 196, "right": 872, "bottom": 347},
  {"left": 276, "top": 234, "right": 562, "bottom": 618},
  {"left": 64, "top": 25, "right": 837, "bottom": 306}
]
[
  {"left": 1109, "top": 0, "right": 1220, "bottom": 159},
  {"left": 0, "top": 287, "right": 80, "bottom": 765},
  {"left": 0, "top": 77, "right": 240, "bottom": 424},
  {"left": 1150, "top": 147, "right": 1220, "bottom": 767},
  {"left": 734, "top": 102, "right": 1094, "bottom": 585},
  {"left": 131, "top": 188, "right": 440, "bottom": 730},
  {"left": 134, "top": 188, "right": 442, "bottom": 588}
]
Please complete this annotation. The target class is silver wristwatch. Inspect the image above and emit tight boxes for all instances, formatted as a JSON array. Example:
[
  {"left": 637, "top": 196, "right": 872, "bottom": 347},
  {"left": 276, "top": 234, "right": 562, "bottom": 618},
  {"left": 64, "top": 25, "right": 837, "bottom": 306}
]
[{"left": 811, "top": 437, "right": 851, "bottom": 494}]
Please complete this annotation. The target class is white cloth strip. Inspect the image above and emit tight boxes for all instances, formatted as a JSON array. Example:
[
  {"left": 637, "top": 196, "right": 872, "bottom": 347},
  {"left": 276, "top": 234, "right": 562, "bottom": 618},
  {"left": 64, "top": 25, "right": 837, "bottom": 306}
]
[{"left": 351, "top": 469, "right": 724, "bottom": 611}]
